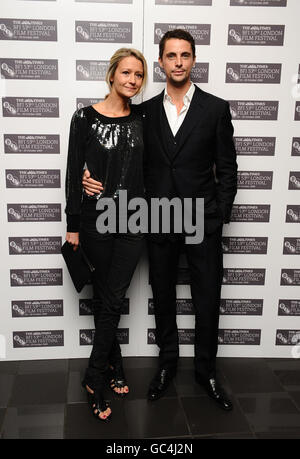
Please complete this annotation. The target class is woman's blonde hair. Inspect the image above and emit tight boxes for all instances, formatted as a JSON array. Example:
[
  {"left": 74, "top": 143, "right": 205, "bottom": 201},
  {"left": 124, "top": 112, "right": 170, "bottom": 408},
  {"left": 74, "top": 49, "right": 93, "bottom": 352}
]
[{"left": 106, "top": 48, "right": 148, "bottom": 95}]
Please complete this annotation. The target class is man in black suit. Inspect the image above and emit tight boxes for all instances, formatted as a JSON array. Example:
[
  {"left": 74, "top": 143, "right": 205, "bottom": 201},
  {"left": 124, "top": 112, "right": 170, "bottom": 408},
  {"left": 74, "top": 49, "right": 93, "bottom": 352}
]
[{"left": 82, "top": 29, "right": 237, "bottom": 411}]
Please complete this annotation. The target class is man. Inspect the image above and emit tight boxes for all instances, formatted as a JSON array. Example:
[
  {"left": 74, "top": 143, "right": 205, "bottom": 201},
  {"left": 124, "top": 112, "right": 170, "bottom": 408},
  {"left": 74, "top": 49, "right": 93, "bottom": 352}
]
[{"left": 82, "top": 29, "right": 237, "bottom": 411}]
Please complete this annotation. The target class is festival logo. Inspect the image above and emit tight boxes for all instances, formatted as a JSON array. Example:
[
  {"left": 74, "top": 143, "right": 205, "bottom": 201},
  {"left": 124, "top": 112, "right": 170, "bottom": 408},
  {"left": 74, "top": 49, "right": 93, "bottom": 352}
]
[
  {"left": 2, "top": 97, "right": 59, "bottom": 117},
  {"left": 0, "top": 18, "right": 57, "bottom": 41},
  {"left": 0, "top": 58, "right": 58, "bottom": 80},
  {"left": 218, "top": 329, "right": 261, "bottom": 345},
  {"left": 228, "top": 24, "right": 284, "bottom": 46},
  {"left": 4, "top": 135, "right": 60, "bottom": 154},
  {"left": 12, "top": 300, "right": 63, "bottom": 317},
  {"left": 231, "top": 205, "right": 270, "bottom": 222},
  {"left": 226, "top": 63, "right": 281, "bottom": 84},
  {"left": 75, "top": 21, "right": 132, "bottom": 43},
  {"left": 220, "top": 299, "right": 263, "bottom": 316},
  {"left": 13, "top": 331, "right": 64, "bottom": 348},
  {"left": 154, "top": 23, "right": 210, "bottom": 45},
  {"left": 6, "top": 170, "right": 60, "bottom": 188},
  {"left": 7, "top": 204, "right": 61, "bottom": 222},
  {"left": 234, "top": 137, "right": 276, "bottom": 156}
]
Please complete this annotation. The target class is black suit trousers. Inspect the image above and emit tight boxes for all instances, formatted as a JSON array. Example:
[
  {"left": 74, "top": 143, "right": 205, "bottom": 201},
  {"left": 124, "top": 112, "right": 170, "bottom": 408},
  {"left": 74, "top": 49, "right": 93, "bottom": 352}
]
[
  {"left": 80, "top": 218, "right": 144, "bottom": 390},
  {"left": 147, "top": 224, "right": 223, "bottom": 381}
]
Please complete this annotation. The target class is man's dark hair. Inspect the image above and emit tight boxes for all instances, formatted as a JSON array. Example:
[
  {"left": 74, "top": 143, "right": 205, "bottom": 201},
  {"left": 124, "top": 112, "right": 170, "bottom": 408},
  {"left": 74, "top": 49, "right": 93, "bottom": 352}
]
[{"left": 159, "top": 29, "right": 196, "bottom": 59}]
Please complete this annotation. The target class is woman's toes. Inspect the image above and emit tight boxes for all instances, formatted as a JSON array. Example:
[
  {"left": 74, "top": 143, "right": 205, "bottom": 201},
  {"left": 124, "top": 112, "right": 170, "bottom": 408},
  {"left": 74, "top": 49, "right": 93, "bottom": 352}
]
[{"left": 99, "top": 407, "right": 111, "bottom": 420}]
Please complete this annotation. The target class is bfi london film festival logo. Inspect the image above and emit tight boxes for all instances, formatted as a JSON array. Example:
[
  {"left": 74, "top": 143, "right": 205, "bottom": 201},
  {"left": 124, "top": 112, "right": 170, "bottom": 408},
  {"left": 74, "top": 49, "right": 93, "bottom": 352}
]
[
  {"left": 4, "top": 134, "right": 60, "bottom": 155},
  {"left": 154, "top": 23, "right": 211, "bottom": 45},
  {"left": 10, "top": 269, "right": 63, "bottom": 287},
  {"left": 292, "top": 138, "right": 300, "bottom": 157},
  {"left": 229, "top": 101, "right": 279, "bottom": 121},
  {"left": 231, "top": 204, "right": 270, "bottom": 223},
  {"left": 95, "top": 191, "right": 205, "bottom": 244},
  {"left": 2, "top": 97, "right": 59, "bottom": 118},
  {"left": 12, "top": 331, "right": 64, "bottom": 348},
  {"left": 278, "top": 300, "right": 300, "bottom": 317},
  {"left": 238, "top": 171, "right": 273, "bottom": 190},
  {"left": 228, "top": 24, "right": 285, "bottom": 47},
  {"left": 283, "top": 238, "right": 300, "bottom": 255},
  {"left": 222, "top": 237, "right": 268, "bottom": 254},
  {"left": 0, "top": 19, "right": 57, "bottom": 41},
  {"left": 5, "top": 170, "right": 61, "bottom": 188},
  {"left": 75, "top": 0, "right": 133, "bottom": 3},
  {"left": 0, "top": 59, "right": 58, "bottom": 80},
  {"left": 276, "top": 330, "right": 300, "bottom": 359},
  {"left": 7, "top": 203, "right": 62, "bottom": 223},
  {"left": 148, "top": 329, "right": 195, "bottom": 345},
  {"left": 76, "top": 60, "right": 109, "bottom": 81},
  {"left": 280, "top": 269, "right": 300, "bottom": 286},
  {"left": 75, "top": 21, "right": 132, "bottom": 43},
  {"left": 295, "top": 102, "right": 300, "bottom": 122},
  {"left": 8, "top": 237, "right": 62, "bottom": 255},
  {"left": 155, "top": 0, "right": 212, "bottom": 5},
  {"left": 286, "top": 205, "right": 300, "bottom": 223},
  {"left": 289, "top": 172, "right": 300, "bottom": 190},
  {"left": 11, "top": 300, "right": 64, "bottom": 318},
  {"left": 80, "top": 329, "right": 129, "bottom": 346},
  {"left": 220, "top": 299, "right": 263, "bottom": 316},
  {"left": 218, "top": 329, "right": 261, "bottom": 345},
  {"left": 234, "top": 137, "right": 276, "bottom": 156},
  {"left": 79, "top": 298, "right": 129, "bottom": 316},
  {"left": 230, "top": 0, "right": 287, "bottom": 6},
  {"left": 226, "top": 63, "right": 281, "bottom": 84}
]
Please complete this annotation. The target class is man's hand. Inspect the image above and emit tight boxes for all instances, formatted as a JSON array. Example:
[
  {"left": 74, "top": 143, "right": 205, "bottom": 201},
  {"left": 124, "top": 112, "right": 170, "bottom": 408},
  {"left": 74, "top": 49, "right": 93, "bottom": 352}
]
[
  {"left": 82, "top": 169, "right": 103, "bottom": 196},
  {"left": 66, "top": 232, "right": 79, "bottom": 251}
]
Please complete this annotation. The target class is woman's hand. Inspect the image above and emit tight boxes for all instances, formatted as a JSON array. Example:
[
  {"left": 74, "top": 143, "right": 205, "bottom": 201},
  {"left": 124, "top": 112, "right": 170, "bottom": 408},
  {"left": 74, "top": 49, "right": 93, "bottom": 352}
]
[
  {"left": 82, "top": 169, "right": 103, "bottom": 196},
  {"left": 66, "top": 232, "right": 79, "bottom": 251}
]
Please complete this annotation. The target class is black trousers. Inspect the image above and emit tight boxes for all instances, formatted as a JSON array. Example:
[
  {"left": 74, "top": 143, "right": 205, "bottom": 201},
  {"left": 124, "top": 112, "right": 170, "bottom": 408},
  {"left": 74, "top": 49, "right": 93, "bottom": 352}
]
[
  {"left": 147, "top": 225, "right": 223, "bottom": 381},
  {"left": 80, "top": 219, "right": 144, "bottom": 391}
]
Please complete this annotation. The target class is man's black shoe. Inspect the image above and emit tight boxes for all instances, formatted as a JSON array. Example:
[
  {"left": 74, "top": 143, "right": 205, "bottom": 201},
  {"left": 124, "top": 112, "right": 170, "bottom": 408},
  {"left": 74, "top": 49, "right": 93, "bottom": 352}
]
[
  {"left": 147, "top": 368, "right": 175, "bottom": 401},
  {"left": 197, "top": 377, "right": 233, "bottom": 411}
]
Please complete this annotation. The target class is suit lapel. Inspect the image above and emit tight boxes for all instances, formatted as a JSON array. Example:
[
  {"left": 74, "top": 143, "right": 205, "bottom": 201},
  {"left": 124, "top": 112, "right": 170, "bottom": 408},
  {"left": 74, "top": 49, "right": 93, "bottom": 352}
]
[
  {"left": 155, "top": 91, "right": 172, "bottom": 163},
  {"left": 172, "top": 86, "right": 208, "bottom": 161}
]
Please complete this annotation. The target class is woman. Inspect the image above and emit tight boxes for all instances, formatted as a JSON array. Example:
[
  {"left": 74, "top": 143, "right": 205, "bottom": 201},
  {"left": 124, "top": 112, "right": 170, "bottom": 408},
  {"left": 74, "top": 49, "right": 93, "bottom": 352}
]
[{"left": 65, "top": 48, "right": 147, "bottom": 421}]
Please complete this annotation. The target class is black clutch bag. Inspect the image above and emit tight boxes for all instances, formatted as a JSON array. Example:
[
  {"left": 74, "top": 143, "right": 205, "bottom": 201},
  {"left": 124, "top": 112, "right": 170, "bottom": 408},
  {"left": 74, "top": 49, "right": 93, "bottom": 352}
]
[{"left": 61, "top": 241, "right": 95, "bottom": 293}]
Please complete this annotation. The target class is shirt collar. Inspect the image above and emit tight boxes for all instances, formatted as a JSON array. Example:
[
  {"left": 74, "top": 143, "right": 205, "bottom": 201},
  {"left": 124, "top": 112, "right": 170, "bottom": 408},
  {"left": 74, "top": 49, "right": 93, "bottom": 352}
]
[{"left": 164, "top": 82, "right": 195, "bottom": 105}]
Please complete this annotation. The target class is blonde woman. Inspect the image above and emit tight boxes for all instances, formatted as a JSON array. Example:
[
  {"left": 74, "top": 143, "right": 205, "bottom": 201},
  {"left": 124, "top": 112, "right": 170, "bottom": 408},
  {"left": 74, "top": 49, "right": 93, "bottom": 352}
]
[{"left": 65, "top": 48, "right": 147, "bottom": 421}]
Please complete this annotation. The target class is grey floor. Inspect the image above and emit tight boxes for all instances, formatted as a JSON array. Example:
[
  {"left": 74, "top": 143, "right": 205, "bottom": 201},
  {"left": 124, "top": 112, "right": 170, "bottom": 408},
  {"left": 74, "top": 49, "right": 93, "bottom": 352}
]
[{"left": 0, "top": 357, "right": 300, "bottom": 439}]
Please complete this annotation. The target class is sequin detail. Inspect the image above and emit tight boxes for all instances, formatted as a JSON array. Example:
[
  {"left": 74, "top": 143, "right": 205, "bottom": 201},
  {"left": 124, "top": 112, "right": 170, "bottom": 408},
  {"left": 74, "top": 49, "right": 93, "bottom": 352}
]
[{"left": 65, "top": 106, "right": 144, "bottom": 231}]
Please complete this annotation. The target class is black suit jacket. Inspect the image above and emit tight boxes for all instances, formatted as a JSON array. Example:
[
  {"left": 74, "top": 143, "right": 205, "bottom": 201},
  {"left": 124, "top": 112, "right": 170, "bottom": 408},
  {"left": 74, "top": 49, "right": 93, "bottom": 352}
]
[{"left": 140, "top": 85, "right": 238, "bottom": 236}]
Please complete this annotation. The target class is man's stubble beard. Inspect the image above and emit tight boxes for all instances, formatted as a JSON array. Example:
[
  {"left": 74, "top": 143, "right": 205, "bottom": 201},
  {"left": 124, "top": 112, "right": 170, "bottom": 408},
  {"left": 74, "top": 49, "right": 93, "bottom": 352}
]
[{"left": 168, "top": 73, "right": 191, "bottom": 88}]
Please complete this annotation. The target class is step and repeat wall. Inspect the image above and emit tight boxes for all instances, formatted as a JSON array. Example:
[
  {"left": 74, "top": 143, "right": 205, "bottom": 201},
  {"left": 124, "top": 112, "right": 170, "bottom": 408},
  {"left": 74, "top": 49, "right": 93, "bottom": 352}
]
[{"left": 0, "top": 0, "right": 299, "bottom": 361}]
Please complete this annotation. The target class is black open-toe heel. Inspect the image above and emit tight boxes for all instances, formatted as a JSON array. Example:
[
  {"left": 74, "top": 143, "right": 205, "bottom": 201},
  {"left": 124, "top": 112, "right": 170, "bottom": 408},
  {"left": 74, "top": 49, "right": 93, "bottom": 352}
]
[
  {"left": 109, "top": 364, "right": 129, "bottom": 398},
  {"left": 82, "top": 380, "right": 112, "bottom": 422}
]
